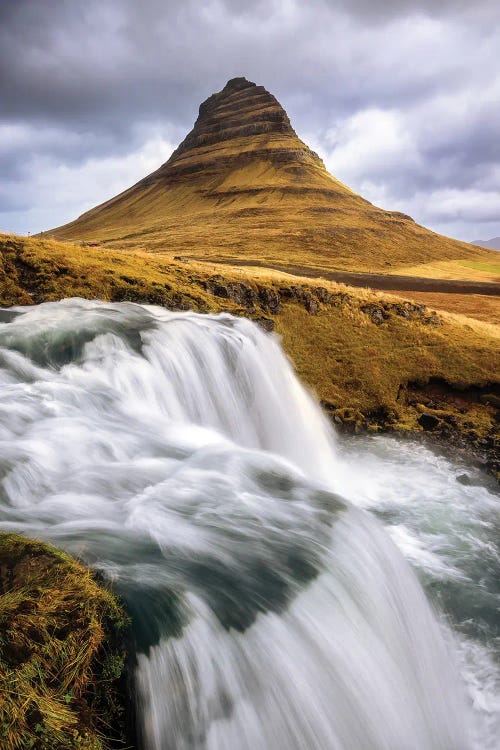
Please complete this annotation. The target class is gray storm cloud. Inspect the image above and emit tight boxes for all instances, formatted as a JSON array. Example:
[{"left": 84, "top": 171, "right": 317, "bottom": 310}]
[{"left": 1, "top": 0, "right": 499, "bottom": 240}]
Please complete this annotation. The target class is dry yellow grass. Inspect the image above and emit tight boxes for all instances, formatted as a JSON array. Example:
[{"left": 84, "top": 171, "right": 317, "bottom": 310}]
[
  {"left": 276, "top": 297, "right": 498, "bottom": 414},
  {"left": 382, "top": 290, "right": 500, "bottom": 325},
  {"left": 391, "top": 259, "right": 500, "bottom": 283},
  {"left": 0, "top": 533, "right": 129, "bottom": 749}
]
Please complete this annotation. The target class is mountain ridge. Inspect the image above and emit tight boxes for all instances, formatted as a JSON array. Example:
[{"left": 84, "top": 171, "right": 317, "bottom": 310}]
[{"left": 473, "top": 237, "right": 500, "bottom": 250}]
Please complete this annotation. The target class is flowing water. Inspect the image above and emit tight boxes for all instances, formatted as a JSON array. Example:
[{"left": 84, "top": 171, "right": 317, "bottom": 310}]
[{"left": 0, "top": 299, "right": 498, "bottom": 749}]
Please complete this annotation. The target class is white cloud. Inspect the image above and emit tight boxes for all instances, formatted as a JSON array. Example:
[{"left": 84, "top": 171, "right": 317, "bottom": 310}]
[
  {"left": 0, "top": 134, "right": 174, "bottom": 235},
  {"left": 321, "top": 108, "right": 419, "bottom": 183}
]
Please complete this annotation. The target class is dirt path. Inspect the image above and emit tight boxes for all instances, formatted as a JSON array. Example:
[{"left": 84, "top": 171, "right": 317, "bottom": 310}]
[{"left": 193, "top": 258, "right": 500, "bottom": 296}]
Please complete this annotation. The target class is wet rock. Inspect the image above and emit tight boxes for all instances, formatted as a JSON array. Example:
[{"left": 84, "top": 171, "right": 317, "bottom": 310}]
[
  {"left": 254, "top": 317, "right": 275, "bottom": 332},
  {"left": 418, "top": 412, "right": 441, "bottom": 431},
  {"left": 479, "top": 393, "right": 500, "bottom": 408},
  {"left": 369, "top": 405, "right": 399, "bottom": 425}
]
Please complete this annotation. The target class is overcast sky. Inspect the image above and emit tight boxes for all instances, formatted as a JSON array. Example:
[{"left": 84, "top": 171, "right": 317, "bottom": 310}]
[{"left": 1, "top": 0, "right": 499, "bottom": 242}]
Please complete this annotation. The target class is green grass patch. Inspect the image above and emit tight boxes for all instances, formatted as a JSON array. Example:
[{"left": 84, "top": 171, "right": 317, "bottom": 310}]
[{"left": 460, "top": 260, "right": 500, "bottom": 275}]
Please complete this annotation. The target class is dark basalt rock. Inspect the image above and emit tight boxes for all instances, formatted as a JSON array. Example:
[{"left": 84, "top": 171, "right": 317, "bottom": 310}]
[
  {"left": 278, "top": 285, "right": 324, "bottom": 313},
  {"left": 254, "top": 317, "right": 275, "bottom": 332},
  {"left": 258, "top": 287, "right": 281, "bottom": 314},
  {"left": 423, "top": 311, "right": 442, "bottom": 326},
  {"left": 204, "top": 279, "right": 230, "bottom": 299},
  {"left": 456, "top": 473, "right": 484, "bottom": 486},
  {"left": 303, "top": 292, "right": 319, "bottom": 314},
  {"left": 361, "top": 304, "right": 388, "bottom": 325},
  {"left": 418, "top": 412, "right": 441, "bottom": 431},
  {"left": 479, "top": 393, "right": 500, "bottom": 408},
  {"left": 227, "top": 282, "right": 257, "bottom": 310},
  {"left": 314, "top": 287, "right": 334, "bottom": 304},
  {"left": 177, "top": 77, "right": 294, "bottom": 155},
  {"left": 393, "top": 301, "right": 427, "bottom": 319}
]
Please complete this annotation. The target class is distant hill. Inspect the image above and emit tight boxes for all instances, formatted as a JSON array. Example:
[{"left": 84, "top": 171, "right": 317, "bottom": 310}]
[
  {"left": 473, "top": 237, "right": 500, "bottom": 250},
  {"left": 48, "top": 77, "right": 497, "bottom": 275}
]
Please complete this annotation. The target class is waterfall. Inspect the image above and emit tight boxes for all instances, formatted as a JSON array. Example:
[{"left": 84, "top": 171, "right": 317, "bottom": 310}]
[{"left": 0, "top": 298, "right": 482, "bottom": 749}]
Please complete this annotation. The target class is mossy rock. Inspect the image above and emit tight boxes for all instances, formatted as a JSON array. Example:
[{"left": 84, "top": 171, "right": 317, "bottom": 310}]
[{"left": 0, "top": 533, "right": 131, "bottom": 749}]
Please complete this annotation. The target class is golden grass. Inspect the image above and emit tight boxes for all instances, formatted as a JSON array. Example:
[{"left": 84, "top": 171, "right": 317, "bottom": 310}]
[
  {"left": 191, "top": 258, "right": 500, "bottom": 327},
  {"left": 382, "top": 290, "right": 500, "bottom": 325},
  {"left": 276, "top": 299, "right": 498, "bottom": 421},
  {"left": 0, "top": 233, "right": 223, "bottom": 312},
  {"left": 0, "top": 533, "right": 129, "bottom": 749},
  {"left": 461, "top": 260, "right": 500, "bottom": 276},
  {"left": 391, "top": 259, "right": 500, "bottom": 283}
]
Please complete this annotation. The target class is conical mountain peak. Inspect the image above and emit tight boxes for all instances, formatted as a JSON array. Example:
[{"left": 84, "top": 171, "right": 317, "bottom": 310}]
[
  {"left": 160, "top": 77, "right": 312, "bottom": 180},
  {"left": 49, "top": 78, "right": 485, "bottom": 274}
]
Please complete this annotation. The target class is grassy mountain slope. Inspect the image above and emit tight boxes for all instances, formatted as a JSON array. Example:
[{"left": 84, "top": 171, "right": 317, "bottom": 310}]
[{"left": 47, "top": 78, "right": 498, "bottom": 276}]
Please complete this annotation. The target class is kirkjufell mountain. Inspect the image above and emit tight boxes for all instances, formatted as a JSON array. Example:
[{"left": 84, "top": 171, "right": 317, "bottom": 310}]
[{"left": 49, "top": 77, "right": 493, "bottom": 272}]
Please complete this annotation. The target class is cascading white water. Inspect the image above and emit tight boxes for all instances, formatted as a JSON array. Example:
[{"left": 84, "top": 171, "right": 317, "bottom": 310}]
[{"left": 0, "top": 298, "right": 497, "bottom": 749}]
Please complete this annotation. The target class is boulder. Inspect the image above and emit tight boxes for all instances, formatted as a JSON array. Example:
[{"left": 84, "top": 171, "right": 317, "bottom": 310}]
[
  {"left": 361, "top": 304, "right": 387, "bottom": 325},
  {"left": 418, "top": 412, "right": 441, "bottom": 431},
  {"left": 258, "top": 287, "right": 281, "bottom": 314}
]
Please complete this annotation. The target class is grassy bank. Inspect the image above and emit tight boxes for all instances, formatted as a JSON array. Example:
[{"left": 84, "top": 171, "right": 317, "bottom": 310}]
[{"left": 0, "top": 533, "right": 130, "bottom": 749}]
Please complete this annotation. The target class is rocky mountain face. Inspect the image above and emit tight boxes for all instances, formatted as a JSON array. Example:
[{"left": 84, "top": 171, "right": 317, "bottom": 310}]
[
  {"left": 48, "top": 77, "right": 494, "bottom": 272},
  {"left": 160, "top": 77, "right": 323, "bottom": 179}
]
